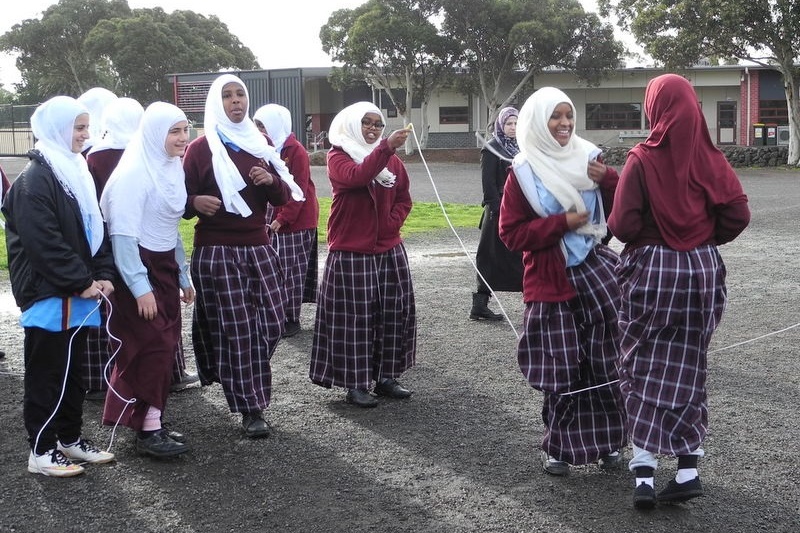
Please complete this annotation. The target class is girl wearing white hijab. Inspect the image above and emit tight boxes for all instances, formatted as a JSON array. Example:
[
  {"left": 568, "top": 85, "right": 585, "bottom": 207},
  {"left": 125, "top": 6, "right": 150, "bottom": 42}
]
[
  {"left": 253, "top": 103, "right": 320, "bottom": 338},
  {"left": 99, "top": 102, "right": 194, "bottom": 459},
  {"left": 309, "top": 101, "right": 417, "bottom": 408},
  {"left": 498, "top": 87, "right": 627, "bottom": 476},
  {"left": 182, "top": 74, "right": 295, "bottom": 438},
  {"left": 3, "top": 95, "right": 116, "bottom": 477},
  {"left": 77, "top": 87, "right": 118, "bottom": 153}
]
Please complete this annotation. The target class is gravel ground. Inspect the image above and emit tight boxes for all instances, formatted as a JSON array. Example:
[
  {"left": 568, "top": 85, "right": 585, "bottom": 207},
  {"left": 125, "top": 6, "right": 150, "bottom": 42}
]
[{"left": 0, "top": 159, "right": 799, "bottom": 532}]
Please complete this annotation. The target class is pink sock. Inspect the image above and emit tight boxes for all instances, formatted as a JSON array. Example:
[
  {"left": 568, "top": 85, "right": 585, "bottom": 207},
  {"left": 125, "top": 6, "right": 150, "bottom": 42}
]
[{"left": 141, "top": 406, "right": 162, "bottom": 431}]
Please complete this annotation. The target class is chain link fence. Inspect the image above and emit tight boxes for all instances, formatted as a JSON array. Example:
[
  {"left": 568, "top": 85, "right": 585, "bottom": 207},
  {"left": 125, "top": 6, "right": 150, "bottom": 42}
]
[{"left": 0, "top": 104, "right": 36, "bottom": 156}]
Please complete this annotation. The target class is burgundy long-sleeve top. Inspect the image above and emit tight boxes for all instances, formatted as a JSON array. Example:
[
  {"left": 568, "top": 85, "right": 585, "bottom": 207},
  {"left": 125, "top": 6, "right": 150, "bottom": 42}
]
[
  {"left": 272, "top": 133, "right": 319, "bottom": 232},
  {"left": 182, "top": 135, "right": 291, "bottom": 247},
  {"left": 499, "top": 166, "right": 619, "bottom": 303},
  {"left": 86, "top": 148, "right": 123, "bottom": 198},
  {"left": 326, "top": 139, "right": 412, "bottom": 254}
]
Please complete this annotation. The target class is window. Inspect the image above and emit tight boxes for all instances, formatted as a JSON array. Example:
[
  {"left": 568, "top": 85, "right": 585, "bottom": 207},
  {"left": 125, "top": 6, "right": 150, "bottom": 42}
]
[
  {"left": 585, "top": 103, "right": 642, "bottom": 130},
  {"left": 439, "top": 106, "right": 469, "bottom": 124},
  {"left": 759, "top": 99, "right": 788, "bottom": 124}
]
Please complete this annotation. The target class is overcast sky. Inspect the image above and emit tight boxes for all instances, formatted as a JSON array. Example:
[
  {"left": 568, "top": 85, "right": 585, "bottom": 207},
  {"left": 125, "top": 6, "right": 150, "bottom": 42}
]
[{"left": 1, "top": 0, "right": 623, "bottom": 90}]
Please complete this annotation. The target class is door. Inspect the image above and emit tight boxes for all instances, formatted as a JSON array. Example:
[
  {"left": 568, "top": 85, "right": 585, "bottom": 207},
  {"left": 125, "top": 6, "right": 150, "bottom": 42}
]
[{"left": 717, "top": 101, "right": 737, "bottom": 144}]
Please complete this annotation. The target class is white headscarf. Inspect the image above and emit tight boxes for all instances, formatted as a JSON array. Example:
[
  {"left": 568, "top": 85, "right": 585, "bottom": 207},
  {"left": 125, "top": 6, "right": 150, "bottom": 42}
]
[
  {"left": 515, "top": 87, "right": 599, "bottom": 213},
  {"left": 253, "top": 103, "right": 292, "bottom": 153},
  {"left": 87, "top": 97, "right": 144, "bottom": 155},
  {"left": 31, "top": 96, "right": 104, "bottom": 255},
  {"left": 327, "top": 101, "right": 395, "bottom": 188},
  {"left": 101, "top": 102, "right": 188, "bottom": 252},
  {"left": 77, "top": 87, "right": 118, "bottom": 151},
  {"left": 204, "top": 74, "right": 304, "bottom": 217}
]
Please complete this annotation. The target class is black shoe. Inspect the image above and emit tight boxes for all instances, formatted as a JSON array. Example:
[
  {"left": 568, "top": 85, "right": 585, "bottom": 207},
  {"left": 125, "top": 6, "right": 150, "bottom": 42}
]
[
  {"left": 136, "top": 429, "right": 190, "bottom": 458},
  {"left": 373, "top": 378, "right": 413, "bottom": 399},
  {"left": 283, "top": 321, "right": 301, "bottom": 338},
  {"left": 658, "top": 477, "right": 703, "bottom": 503},
  {"left": 599, "top": 450, "right": 624, "bottom": 470},
  {"left": 633, "top": 482, "right": 657, "bottom": 510},
  {"left": 242, "top": 411, "right": 270, "bottom": 438},
  {"left": 170, "top": 371, "right": 200, "bottom": 393},
  {"left": 345, "top": 389, "right": 378, "bottom": 408},
  {"left": 84, "top": 389, "right": 106, "bottom": 401},
  {"left": 541, "top": 451, "right": 570, "bottom": 476},
  {"left": 161, "top": 423, "right": 187, "bottom": 444},
  {"left": 469, "top": 293, "right": 504, "bottom": 321}
]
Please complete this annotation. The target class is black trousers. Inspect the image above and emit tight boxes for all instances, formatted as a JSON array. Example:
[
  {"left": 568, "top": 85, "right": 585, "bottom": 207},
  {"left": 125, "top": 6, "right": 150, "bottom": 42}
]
[{"left": 23, "top": 327, "right": 88, "bottom": 454}]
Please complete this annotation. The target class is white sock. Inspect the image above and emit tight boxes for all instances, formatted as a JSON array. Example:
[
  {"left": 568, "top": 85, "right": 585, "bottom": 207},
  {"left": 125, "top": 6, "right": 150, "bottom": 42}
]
[
  {"left": 635, "top": 477, "right": 654, "bottom": 488},
  {"left": 675, "top": 468, "right": 698, "bottom": 484}
]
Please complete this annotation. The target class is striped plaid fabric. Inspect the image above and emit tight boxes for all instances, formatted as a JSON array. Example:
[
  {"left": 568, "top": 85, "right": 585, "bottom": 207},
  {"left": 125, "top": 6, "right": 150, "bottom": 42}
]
[
  {"left": 310, "top": 244, "right": 417, "bottom": 390},
  {"left": 617, "top": 244, "right": 726, "bottom": 455},
  {"left": 302, "top": 230, "right": 319, "bottom": 304},
  {"left": 517, "top": 245, "right": 627, "bottom": 465},
  {"left": 272, "top": 228, "right": 317, "bottom": 322},
  {"left": 191, "top": 245, "right": 286, "bottom": 413},
  {"left": 83, "top": 307, "right": 113, "bottom": 391}
]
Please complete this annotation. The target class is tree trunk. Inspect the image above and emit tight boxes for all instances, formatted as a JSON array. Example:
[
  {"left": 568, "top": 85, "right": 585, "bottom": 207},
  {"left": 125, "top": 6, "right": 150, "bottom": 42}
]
[{"left": 784, "top": 72, "right": 800, "bottom": 166}]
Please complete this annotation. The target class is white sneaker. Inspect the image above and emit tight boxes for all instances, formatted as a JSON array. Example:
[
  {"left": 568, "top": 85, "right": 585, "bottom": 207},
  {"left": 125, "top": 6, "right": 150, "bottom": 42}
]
[
  {"left": 28, "top": 449, "right": 85, "bottom": 477},
  {"left": 58, "top": 438, "right": 115, "bottom": 464}
]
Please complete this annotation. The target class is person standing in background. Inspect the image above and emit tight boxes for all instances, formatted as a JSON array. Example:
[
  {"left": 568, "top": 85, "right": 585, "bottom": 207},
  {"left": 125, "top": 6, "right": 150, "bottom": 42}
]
[
  {"left": 77, "top": 87, "right": 118, "bottom": 155},
  {"left": 471, "top": 106, "right": 523, "bottom": 321},
  {"left": 608, "top": 74, "right": 750, "bottom": 510},
  {"left": 254, "top": 104, "right": 319, "bottom": 338}
]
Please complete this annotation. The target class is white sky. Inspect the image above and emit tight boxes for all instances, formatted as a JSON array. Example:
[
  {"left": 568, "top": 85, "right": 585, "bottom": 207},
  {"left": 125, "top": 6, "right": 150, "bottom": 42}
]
[{"left": 0, "top": 0, "right": 627, "bottom": 90}]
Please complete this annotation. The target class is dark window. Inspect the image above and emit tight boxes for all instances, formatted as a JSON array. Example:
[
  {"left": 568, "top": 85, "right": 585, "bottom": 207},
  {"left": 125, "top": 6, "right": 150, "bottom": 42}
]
[
  {"left": 585, "top": 103, "right": 642, "bottom": 129},
  {"left": 439, "top": 106, "right": 469, "bottom": 124},
  {"left": 759, "top": 99, "right": 788, "bottom": 124}
]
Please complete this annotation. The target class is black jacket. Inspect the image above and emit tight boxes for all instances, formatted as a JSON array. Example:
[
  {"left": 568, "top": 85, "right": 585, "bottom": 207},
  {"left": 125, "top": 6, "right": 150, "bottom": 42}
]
[
  {"left": 2, "top": 150, "right": 116, "bottom": 311},
  {"left": 480, "top": 138, "right": 514, "bottom": 214}
]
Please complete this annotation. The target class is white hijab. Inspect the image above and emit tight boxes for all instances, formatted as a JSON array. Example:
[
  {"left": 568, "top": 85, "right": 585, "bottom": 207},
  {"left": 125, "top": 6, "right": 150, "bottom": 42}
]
[
  {"left": 77, "top": 87, "right": 118, "bottom": 151},
  {"left": 327, "top": 101, "right": 395, "bottom": 188},
  {"left": 204, "top": 74, "right": 304, "bottom": 217},
  {"left": 253, "top": 103, "right": 292, "bottom": 153},
  {"left": 101, "top": 102, "right": 188, "bottom": 252},
  {"left": 31, "top": 96, "right": 104, "bottom": 255},
  {"left": 515, "top": 87, "right": 599, "bottom": 213},
  {"left": 87, "top": 97, "right": 144, "bottom": 155}
]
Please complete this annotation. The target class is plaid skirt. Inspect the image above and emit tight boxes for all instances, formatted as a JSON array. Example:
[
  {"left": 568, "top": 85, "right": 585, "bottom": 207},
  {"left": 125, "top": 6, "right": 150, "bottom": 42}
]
[
  {"left": 310, "top": 244, "right": 417, "bottom": 390},
  {"left": 517, "top": 245, "right": 627, "bottom": 465},
  {"left": 617, "top": 244, "right": 726, "bottom": 455},
  {"left": 191, "top": 245, "right": 286, "bottom": 413},
  {"left": 272, "top": 228, "right": 318, "bottom": 322},
  {"left": 83, "top": 307, "right": 113, "bottom": 391}
]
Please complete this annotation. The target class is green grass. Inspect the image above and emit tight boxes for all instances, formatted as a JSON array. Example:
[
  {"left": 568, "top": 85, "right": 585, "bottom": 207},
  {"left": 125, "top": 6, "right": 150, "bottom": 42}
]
[{"left": 0, "top": 200, "right": 482, "bottom": 270}]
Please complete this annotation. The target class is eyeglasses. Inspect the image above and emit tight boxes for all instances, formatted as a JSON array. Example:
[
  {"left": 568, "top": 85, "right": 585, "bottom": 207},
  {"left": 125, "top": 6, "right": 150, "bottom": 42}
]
[{"left": 361, "top": 119, "right": 385, "bottom": 129}]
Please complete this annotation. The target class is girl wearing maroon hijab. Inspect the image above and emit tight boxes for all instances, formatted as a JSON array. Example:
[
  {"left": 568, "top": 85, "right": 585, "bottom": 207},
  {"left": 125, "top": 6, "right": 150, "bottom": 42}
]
[{"left": 608, "top": 74, "right": 750, "bottom": 509}]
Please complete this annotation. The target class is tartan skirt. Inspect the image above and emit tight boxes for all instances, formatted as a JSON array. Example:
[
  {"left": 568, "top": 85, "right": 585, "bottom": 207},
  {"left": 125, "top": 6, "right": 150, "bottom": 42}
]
[
  {"left": 517, "top": 245, "right": 627, "bottom": 465},
  {"left": 617, "top": 244, "right": 726, "bottom": 455},
  {"left": 310, "top": 244, "right": 417, "bottom": 390},
  {"left": 191, "top": 245, "right": 286, "bottom": 413},
  {"left": 272, "top": 228, "right": 318, "bottom": 322}
]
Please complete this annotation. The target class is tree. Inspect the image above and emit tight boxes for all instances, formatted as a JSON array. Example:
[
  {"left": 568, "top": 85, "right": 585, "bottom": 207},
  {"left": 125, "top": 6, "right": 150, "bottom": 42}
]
[
  {"left": 598, "top": 0, "right": 800, "bottom": 165},
  {"left": 438, "top": 0, "right": 623, "bottom": 130},
  {"left": 320, "top": 0, "right": 458, "bottom": 150}
]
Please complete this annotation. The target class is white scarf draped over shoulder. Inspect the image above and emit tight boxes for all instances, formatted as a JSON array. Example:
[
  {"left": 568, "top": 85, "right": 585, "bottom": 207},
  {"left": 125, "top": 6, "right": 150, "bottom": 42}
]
[
  {"left": 327, "top": 101, "right": 396, "bottom": 188},
  {"left": 204, "top": 74, "right": 304, "bottom": 217},
  {"left": 100, "top": 102, "right": 188, "bottom": 252},
  {"left": 31, "top": 96, "right": 104, "bottom": 255}
]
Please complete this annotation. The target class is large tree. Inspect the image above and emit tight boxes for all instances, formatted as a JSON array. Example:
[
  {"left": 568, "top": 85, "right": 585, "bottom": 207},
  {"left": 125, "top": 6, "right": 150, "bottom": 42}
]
[
  {"left": 598, "top": 0, "right": 800, "bottom": 165},
  {"left": 320, "top": 0, "right": 457, "bottom": 149},
  {"left": 438, "top": 0, "right": 623, "bottom": 130}
]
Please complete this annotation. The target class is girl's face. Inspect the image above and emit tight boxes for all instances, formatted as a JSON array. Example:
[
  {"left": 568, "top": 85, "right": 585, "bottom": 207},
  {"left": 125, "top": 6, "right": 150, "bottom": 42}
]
[
  {"left": 165, "top": 120, "right": 190, "bottom": 158},
  {"left": 71, "top": 113, "right": 90, "bottom": 153},
  {"left": 548, "top": 102, "right": 574, "bottom": 147},
  {"left": 254, "top": 119, "right": 267, "bottom": 135},
  {"left": 502, "top": 116, "right": 517, "bottom": 139},
  {"left": 360, "top": 112, "right": 385, "bottom": 144},
  {"left": 221, "top": 82, "right": 248, "bottom": 123}
]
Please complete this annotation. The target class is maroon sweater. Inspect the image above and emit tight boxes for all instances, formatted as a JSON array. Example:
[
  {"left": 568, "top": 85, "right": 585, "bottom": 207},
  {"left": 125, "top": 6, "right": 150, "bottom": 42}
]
[
  {"left": 86, "top": 148, "right": 123, "bottom": 198},
  {"left": 326, "top": 139, "right": 412, "bottom": 254},
  {"left": 183, "top": 135, "right": 291, "bottom": 247},
  {"left": 272, "top": 133, "right": 319, "bottom": 232}
]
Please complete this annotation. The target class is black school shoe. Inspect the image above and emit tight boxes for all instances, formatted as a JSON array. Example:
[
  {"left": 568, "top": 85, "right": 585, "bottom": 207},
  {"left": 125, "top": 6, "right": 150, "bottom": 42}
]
[
  {"left": 633, "top": 482, "right": 657, "bottom": 510},
  {"left": 373, "top": 378, "right": 413, "bottom": 399},
  {"left": 658, "top": 477, "right": 704, "bottom": 503},
  {"left": 136, "top": 429, "right": 190, "bottom": 458}
]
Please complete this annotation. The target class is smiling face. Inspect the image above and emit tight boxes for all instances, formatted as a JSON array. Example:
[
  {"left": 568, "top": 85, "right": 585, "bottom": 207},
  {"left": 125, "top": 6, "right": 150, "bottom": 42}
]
[
  {"left": 71, "top": 113, "right": 91, "bottom": 153},
  {"left": 360, "top": 112, "right": 385, "bottom": 144},
  {"left": 221, "top": 82, "right": 248, "bottom": 123},
  {"left": 547, "top": 102, "right": 574, "bottom": 146},
  {"left": 165, "top": 120, "right": 190, "bottom": 158}
]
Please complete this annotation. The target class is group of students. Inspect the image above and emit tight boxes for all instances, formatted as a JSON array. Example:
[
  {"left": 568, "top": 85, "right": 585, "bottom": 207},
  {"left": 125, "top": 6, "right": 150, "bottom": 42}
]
[
  {"left": 5, "top": 72, "right": 749, "bottom": 513},
  {"left": 4, "top": 72, "right": 417, "bottom": 478}
]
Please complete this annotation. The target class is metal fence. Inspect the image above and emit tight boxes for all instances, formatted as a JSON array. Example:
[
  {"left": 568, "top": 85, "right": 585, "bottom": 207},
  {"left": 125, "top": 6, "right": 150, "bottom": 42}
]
[{"left": 0, "top": 104, "right": 37, "bottom": 156}]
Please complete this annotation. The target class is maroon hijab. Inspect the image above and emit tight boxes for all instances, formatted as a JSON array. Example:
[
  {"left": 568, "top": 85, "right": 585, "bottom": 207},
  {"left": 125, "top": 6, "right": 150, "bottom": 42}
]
[{"left": 628, "top": 74, "right": 746, "bottom": 251}]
